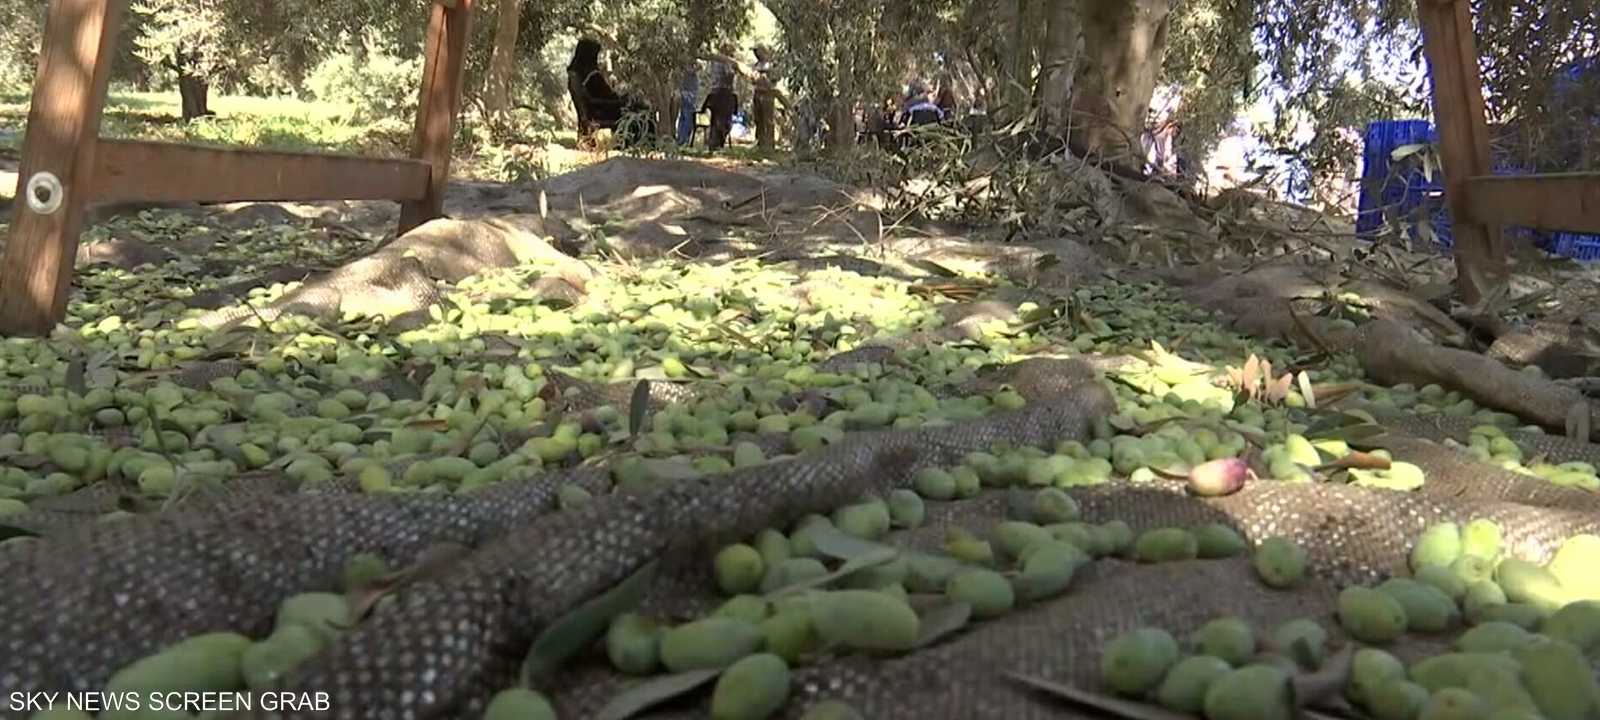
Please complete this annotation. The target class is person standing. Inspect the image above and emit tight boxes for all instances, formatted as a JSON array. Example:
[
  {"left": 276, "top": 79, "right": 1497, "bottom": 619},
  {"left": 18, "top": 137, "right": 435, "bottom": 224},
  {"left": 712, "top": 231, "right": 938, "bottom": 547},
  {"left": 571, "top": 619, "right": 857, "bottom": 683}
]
[
  {"left": 751, "top": 46, "right": 777, "bottom": 152},
  {"left": 675, "top": 60, "right": 700, "bottom": 147},
  {"left": 703, "top": 43, "right": 740, "bottom": 151},
  {"left": 934, "top": 75, "right": 958, "bottom": 120}
]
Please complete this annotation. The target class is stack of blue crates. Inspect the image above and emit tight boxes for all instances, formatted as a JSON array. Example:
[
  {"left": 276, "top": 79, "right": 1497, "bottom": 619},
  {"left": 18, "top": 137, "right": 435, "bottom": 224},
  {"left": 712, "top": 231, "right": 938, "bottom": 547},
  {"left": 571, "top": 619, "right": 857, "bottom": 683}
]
[{"left": 1357, "top": 118, "right": 1600, "bottom": 260}]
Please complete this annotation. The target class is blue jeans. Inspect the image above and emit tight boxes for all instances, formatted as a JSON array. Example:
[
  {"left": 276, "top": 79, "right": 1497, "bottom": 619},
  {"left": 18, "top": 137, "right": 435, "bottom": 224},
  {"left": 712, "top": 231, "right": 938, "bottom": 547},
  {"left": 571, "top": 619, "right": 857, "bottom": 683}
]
[{"left": 676, "top": 92, "right": 697, "bottom": 145}]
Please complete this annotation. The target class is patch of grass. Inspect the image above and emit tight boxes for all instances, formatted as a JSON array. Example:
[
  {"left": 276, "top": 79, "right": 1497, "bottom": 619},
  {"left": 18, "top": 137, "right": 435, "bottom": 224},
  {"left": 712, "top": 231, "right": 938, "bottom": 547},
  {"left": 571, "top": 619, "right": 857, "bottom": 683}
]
[
  {"left": 0, "top": 88, "right": 763, "bottom": 188},
  {"left": 0, "top": 90, "right": 390, "bottom": 156}
]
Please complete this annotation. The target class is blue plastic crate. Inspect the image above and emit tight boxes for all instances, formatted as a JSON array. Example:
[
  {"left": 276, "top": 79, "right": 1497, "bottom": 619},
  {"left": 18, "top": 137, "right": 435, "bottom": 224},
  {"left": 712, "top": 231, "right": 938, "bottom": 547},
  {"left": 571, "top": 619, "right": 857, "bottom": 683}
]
[
  {"left": 1356, "top": 120, "right": 1438, "bottom": 240},
  {"left": 1358, "top": 118, "right": 1600, "bottom": 260},
  {"left": 1549, "top": 233, "right": 1600, "bottom": 261}
]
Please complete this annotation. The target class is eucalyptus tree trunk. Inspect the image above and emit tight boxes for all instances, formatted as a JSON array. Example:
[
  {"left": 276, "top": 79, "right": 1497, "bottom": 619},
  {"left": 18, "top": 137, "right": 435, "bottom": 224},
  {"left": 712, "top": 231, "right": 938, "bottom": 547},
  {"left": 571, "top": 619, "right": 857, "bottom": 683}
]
[
  {"left": 999, "top": 0, "right": 1037, "bottom": 119},
  {"left": 1038, "top": 0, "right": 1082, "bottom": 137},
  {"left": 828, "top": 36, "right": 856, "bottom": 156},
  {"left": 485, "top": 0, "right": 524, "bottom": 119},
  {"left": 1070, "top": 0, "right": 1172, "bottom": 167},
  {"left": 172, "top": 48, "right": 210, "bottom": 120}
]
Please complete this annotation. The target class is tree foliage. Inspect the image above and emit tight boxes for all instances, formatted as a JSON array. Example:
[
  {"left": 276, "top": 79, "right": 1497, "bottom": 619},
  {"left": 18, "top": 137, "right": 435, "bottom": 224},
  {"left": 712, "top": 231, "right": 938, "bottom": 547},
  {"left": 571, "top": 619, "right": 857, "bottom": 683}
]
[{"left": 1, "top": 0, "right": 1595, "bottom": 191}]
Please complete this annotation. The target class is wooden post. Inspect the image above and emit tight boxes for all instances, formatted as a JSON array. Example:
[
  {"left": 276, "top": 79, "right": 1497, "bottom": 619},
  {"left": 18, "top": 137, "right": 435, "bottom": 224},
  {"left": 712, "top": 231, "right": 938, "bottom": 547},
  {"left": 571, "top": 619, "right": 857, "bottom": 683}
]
[
  {"left": 1418, "top": 0, "right": 1505, "bottom": 305},
  {"left": 0, "top": 0, "right": 127, "bottom": 336},
  {"left": 398, "top": 0, "right": 475, "bottom": 235}
]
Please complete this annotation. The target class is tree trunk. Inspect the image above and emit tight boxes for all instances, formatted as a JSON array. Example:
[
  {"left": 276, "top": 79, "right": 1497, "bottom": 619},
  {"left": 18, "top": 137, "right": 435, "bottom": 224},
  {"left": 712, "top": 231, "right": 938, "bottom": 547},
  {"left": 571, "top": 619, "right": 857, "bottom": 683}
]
[
  {"left": 485, "top": 0, "right": 524, "bottom": 118},
  {"left": 1038, "top": 0, "right": 1082, "bottom": 137},
  {"left": 754, "top": 85, "right": 776, "bottom": 152},
  {"left": 1000, "top": 0, "right": 1031, "bottom": 118},
  {"left": 173, "top": 49, "right": 211, "bottom": 121},
  {"left": 1070, "top": 0, "right": 1172, "bottom": 168},
  {"left": 654, "top": 86, "right": 674, "bottom": 140},
  {"left": 827, "top": 32, "right": 856, "bottom": 156},
  {"left": 178, "top": 74, "right": 210, "bottom": 120}
]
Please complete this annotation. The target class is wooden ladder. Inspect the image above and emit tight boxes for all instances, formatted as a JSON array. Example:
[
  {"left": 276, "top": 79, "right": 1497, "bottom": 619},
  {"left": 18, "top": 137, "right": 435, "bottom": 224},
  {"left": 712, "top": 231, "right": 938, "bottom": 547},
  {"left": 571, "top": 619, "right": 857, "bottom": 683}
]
[{"left": 0, "top": 0, "right": 475, "bottom": 335}]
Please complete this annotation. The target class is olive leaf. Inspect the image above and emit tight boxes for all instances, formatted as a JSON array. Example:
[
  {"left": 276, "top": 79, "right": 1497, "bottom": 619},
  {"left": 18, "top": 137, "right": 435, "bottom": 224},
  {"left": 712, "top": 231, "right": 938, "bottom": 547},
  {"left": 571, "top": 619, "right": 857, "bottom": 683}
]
[
  {"left": 1005, "top": 672, "right": 1194, "bottom": 720},
  {"left": 4, "top": 454, "right": 49, "bottom": 469},
  {"left": 1566, "top": 402, "right": 1591, "bottom": 442},
  {"left": 203, "top": 436, "right": 252, "bottom": 469},
  {"left": 912, "top": 601, "right": 971, "bottom": 648},
  {"left": 629, "top": 380, "right": 651, "bottom": 438},
  {"left": 1285, "top": 637, "right": 1320, "bottom": 671},
  {"left": 441, "top": 418, "right": 489, "bottom": 458},
  {"left": 0, "top": 524, "right": 41, "bottom": 542},
  {"left": 1293, "top": 646, "right": 1354, "bottom": 710},
  {"left": 803, "top": 522, "right": 896, "bottom": 562},
  {"left": 64, "top": 359, "right": 86, "bottom": 396},
  {"left": 763, "top": 545, "right": 899, "bottom": 600},
  {"left": 1308, "top": 423, "right": 1386, "bottom": 444},
  {"left": 594, "top": 668, "right": 721, "bottom": 720},
  {"left": 909, "top": 258, "right": 960, "bottom": 278},
  {"left": 522, "top": 559, "right": 660, "bottom": 682}
]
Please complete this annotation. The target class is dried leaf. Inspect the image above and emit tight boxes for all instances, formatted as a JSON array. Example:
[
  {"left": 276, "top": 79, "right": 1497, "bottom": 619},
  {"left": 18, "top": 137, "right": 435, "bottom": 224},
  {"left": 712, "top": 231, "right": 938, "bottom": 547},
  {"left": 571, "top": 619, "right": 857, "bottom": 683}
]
[
  {"left": 1318, "top": 451, "right": 1392, "bottom": 472},
  {"left": 404, "top": 418, "right": 450, "bottom": 431},
  {"left": 1242, "top": 355, "right": 1262, "bottom": 399},
  {"left": 1265, "top": 374, "right": 1294, "bottom": 404},
  {"left": 913, "top": 602, "right": 972, "bottom": 648},
  {"left": 1287, "top": 305, "right": 1334, "bottom": 356},
  {"left": 1297, "top": 372, "right": 1316, "bottom": 409},
  {"left": 594, "top": 669, "right": 722, "bottom": 720},
  {"left": 1307, "top": 382, "right": 1362, "bottom": 405},
  {"left": 343, "top": 542, "right": 473, "bottom": 624},
  {"left": 522, "top": 559, "right": 660, "bottom": 682}
]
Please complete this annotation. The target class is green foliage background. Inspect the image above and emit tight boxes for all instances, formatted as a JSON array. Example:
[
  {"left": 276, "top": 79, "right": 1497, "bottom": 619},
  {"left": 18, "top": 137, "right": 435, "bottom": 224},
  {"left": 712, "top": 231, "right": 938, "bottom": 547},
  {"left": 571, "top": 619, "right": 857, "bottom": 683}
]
[{"left": 0, "top": 0, "right": 1595, "bottom": 193}]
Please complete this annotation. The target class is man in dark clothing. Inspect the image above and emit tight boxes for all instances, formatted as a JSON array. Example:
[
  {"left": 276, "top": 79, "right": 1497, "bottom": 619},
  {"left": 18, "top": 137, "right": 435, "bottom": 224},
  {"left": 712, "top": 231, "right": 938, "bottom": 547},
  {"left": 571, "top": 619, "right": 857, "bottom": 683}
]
[
  {"left": 567, "top": 38, "right": 654, "bottom": 148},
  {"left": 703, "top": 43, "right": 740, "bottom": 151}
]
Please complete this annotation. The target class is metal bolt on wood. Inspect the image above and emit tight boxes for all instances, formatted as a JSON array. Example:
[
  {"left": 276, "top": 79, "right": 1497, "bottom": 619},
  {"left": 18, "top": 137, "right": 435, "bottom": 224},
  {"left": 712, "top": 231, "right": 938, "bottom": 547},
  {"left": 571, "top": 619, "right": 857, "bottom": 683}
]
[{"left": 24, "top": 172, "right": 64, "bottom": 215}]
